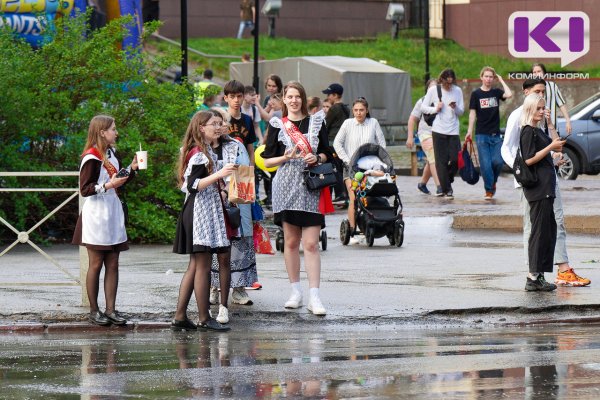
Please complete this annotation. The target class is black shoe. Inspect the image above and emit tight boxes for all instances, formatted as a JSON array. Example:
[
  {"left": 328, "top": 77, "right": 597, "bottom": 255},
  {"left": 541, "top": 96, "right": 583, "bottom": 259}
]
[
  {"left": 89, "top": 311, "right": 111, "bottom": 326},
  {"left": 170, "top": 318, "right": 197, "bottom": 331},
  {"left": 332, "top": 196, "right": 347, "bottom": 205},
  {"left": 444, "top": 190, "right": 454, "bottom": 199},
  {"left": 197, "top": 318, "right": 230, "bottom": 332},
  {"left": 105, "top": 310, "right": 127, "bottom": 326},
  {"left": 525, "top": 275, "right": 557, "bottom": 292}
]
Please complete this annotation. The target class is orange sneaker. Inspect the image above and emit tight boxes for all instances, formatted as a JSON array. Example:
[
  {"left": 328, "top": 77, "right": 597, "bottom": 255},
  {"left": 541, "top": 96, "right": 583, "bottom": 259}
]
[{"left": 555, "top": 268, "right": 591, "bottom": 287}]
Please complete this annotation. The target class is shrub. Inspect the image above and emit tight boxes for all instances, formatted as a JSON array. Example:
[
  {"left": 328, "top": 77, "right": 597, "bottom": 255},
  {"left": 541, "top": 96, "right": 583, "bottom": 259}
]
[{"left": 0, "top": 13, "right": 194, "bottom": 243}]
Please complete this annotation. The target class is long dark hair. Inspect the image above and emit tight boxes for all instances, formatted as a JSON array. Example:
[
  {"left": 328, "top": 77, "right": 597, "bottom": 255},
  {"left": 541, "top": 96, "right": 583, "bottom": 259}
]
[{"left": 265, "top": 74, "right": 283, "bottom": 93}]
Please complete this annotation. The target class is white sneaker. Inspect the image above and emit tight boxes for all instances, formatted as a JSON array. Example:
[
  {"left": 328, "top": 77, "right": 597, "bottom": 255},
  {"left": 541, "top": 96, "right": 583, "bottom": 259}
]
[
  {"left": 307, "top": 295, "right": 327, "bottom": 316},
  {"left": 216, "top": 305, "right": 229, "bottom": 324},
  {"left": 209, "top": 287, "right": 219, "bottom": 305},
  {"left": 231, "top": 287, "right": 253, "bottom": 305},
  {"left": 284, "top": 290, "right": 303, "bottom": 309},
  {"left": 349, "top": 237, "right": 360, "bottom": 245}
]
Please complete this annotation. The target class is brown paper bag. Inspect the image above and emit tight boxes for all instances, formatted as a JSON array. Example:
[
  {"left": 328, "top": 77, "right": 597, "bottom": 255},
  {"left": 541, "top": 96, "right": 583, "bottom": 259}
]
[{"left": 228, "top": 165, "right": 256, "bottom": 204}]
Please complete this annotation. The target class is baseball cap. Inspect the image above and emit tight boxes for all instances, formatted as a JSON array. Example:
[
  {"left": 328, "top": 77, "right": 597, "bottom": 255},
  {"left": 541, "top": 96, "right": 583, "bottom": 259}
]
[{"left": 322, "top": 83, "right": 343, "bottom": 96}]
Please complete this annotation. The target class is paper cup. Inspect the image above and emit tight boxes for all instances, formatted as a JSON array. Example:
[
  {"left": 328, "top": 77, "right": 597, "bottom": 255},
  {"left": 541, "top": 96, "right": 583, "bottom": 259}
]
[{"left": 136, "top": 150, "right": 148, "bottom": 170}]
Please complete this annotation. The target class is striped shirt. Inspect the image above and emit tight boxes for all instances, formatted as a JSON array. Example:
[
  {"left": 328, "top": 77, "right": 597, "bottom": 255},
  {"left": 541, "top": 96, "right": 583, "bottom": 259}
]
[
  {"left": 545, "top": 81, "right": 566, "bottom": 128},
  {"left": 333, "top": 117, "right": 386, "bottom": 164}
]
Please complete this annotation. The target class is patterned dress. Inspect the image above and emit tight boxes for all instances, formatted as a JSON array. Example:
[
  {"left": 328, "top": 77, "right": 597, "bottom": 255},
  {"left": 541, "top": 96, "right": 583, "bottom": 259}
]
[
  {"left": 173, "top": 149, "right": 230, "bottom": 254},
  {"left": 262, "top": 111, "right": 331, "bottom": 228},
  {"left": 211, "top": 139, "right": 258, "bottom": 287}
]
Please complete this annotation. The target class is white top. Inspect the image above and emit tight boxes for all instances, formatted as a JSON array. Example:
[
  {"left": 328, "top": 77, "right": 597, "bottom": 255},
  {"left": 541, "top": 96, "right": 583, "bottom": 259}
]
[
  {"left": 421, "top": 84, "right": 464, "bottom": 135},
  {"left": 333, "top": 117, "right": 386, "bottom": 164},
  {"left": 241, "top": 104, "right": 261, "bottom": 124},
  {"left": 410, "top": 97, "right": 433, "bottom": 136},
  {"left": 545, "top": 81, "right": 566, "bottom": 128},
  {"left": 501, "top": 105, "right": 522, "bottom": 188}
]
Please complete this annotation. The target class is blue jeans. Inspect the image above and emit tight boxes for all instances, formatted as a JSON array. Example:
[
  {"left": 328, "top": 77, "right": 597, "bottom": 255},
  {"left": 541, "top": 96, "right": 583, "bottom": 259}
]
[
  {"left": 237, "top": 21, "right": 254, "bottom": 39},
  {"left": 475, "top": 133, "right": 504, "bottom": 193}
]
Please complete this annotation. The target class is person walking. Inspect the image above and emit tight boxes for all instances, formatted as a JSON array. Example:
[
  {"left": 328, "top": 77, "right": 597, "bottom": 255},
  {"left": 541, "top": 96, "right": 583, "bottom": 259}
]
[
  {"left": 322, "top": 83, "right": 350, "bottom": 204},
  {"left": 333, "top": 97, "right": 386, "bottom": 244},
  {"left": 466, "top": 66, "right": 512, "bottom": 199},
  {"left": 518, "top": 94, "right": 565, "bottom": 291},
  {"left": 502, "top": 78, "right": 590, "bottom": 288},
  {"left": 171, "top": 111, "right": 236, "bottom": 331},
  {"left": 262, "top": 81, "right": 332, "bottom": 315},
  {"left": 223, "top": 80, "right": 258, "bottom": 166},
  {"left": 72, "top": 115, "right": 138, "bottom": 326},
  {"left": 406, "top": 79, "right": 442, "bottom": 196},
  {"left": 237, "top": 0, "right": 254, "bottom": 39},
  {"left": 421, "top": 69, "right": 464, "bottom": 198}
]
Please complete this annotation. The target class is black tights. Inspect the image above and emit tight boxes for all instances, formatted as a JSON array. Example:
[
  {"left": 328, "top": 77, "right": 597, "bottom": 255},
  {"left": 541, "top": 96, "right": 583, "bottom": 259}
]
[
  {"left": 174, "top": 250, "right": 230, "bottom": 323},
  {"left": 86, "top": 249, "right": 120, "bottom": 313}
]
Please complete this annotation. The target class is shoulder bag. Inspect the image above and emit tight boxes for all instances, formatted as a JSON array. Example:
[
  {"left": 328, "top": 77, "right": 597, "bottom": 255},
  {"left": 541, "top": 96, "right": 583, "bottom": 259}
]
[
  {"left": 281, "top": 117, "right": 337, "bottom": 191},
  {"left": 512, "top": 129, "right": 538, "bottom": 188},
  {"left": 422, "top": 84, "right": 443, "bottom": 126}
]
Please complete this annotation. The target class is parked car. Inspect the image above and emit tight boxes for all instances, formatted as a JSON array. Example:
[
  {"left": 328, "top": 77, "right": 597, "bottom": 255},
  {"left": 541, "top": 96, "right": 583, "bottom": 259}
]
[{"left": 556, "top": 92, "right": 600, "bottom": 180}]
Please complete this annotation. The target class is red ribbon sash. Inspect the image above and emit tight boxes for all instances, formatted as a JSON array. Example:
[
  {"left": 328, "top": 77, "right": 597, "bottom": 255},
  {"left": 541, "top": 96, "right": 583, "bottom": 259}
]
[
  {"left": 82, "top": 147, "right": 118, "bottom": 177},
  {"left": 281, "top": 117, "right": 313, "bottom": 157}
]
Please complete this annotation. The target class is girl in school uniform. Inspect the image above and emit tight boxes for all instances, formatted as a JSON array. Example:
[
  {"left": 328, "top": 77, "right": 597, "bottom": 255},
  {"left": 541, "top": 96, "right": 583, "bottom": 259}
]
[
  {"left": 72, "top": 115, "right": 138, "bottom": 326},
  {"left": 171, "top": 111, "right": 237, "bottom": 331}
]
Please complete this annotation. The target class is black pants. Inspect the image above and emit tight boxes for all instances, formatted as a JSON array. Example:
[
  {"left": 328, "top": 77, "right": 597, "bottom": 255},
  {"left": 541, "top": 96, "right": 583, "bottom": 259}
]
[
  {"left": 432, "top": 132, "right": 460, "bottom": 193},
  {"left": 330, "top": 149, "right": 347, "bottom": 200},
  {"left": 528, "top": 197, "right": 556, "bottom": 273}
]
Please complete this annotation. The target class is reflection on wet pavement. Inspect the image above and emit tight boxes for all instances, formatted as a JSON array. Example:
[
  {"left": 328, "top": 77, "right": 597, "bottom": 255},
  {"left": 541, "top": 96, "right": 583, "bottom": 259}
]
[{"left": 3, "top": 325, "right": 600, "bottom": 398}]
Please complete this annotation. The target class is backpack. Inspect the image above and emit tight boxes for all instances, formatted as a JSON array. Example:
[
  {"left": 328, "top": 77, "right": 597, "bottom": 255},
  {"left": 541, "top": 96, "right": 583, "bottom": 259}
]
[{"left": 422, "top": 84, "right": 442, "bottom": 126}]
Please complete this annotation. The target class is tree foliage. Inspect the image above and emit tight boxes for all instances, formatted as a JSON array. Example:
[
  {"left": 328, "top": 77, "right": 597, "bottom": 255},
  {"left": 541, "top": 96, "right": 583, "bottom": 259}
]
[{"left": 0, "top": 14, "right": 193, "bottom": 243}]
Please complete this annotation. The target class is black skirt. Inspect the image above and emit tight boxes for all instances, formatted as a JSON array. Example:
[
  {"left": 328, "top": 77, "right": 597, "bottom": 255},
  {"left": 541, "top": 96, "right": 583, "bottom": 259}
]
[
  {"left": 274, "top": 210, "right": 325, "bottom": 229},
  {"left": 173, "top": 196, "right": 230, "bottom": 255}
]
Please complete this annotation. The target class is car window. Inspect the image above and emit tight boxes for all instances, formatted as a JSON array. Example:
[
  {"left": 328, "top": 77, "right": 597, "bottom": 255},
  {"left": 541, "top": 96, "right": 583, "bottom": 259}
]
[{"left": 569, "top": 92, "right": 600, "bottom": 117}]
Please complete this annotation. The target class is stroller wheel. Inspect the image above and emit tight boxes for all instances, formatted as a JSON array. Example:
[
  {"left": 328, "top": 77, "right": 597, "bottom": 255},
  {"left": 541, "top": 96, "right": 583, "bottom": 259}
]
[
  {"left": 275, "top": 230, "right": 284, "bottom": 252},
  {"left": 340, "top": 219, "right": 351, "bottom": 246},
  {"left": 365, "top": 227, "right": 375, "bottom": 247},
  {"left": 394, "top": 220, "right": 404, "bottom": 247},
  {"left": 320, "top": 230, "right": 327, "bottom": 251},
  {"left": 387, "top": 231, "right": 396, "bottom": 246}
]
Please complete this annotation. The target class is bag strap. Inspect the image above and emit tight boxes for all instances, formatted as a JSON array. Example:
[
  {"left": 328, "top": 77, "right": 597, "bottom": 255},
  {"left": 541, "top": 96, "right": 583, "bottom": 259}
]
[
  {"left": 436, "top": 84, "right": 443, "bottom": 102},
  {"left": 281, "top": 117, "right": 313, "bottom": 156},
  {"left": 467, "top": 137, "right": 479, "bottom": 166}
]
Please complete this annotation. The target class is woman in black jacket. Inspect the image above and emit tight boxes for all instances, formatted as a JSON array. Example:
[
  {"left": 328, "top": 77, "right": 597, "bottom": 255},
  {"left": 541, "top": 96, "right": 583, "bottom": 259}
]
[{"left": 519, "top": 93, "right": 565, "bottom": 292}]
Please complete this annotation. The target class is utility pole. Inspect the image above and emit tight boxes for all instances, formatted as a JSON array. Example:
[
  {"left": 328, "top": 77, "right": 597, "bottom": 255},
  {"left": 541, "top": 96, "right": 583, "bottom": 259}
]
[
  {"left": 181, "top": 0, "right": 188, "bottom": 79},
  {"left": 252, "top": 0, "right": 260, "bottom": 92},
  {"left": 424, "top": 0, "right": 430, "bottom": 86}
]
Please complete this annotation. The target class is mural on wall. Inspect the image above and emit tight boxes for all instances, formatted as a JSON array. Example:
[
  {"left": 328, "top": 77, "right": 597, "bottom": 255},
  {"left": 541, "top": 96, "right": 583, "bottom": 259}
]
[{"left": 0, "top": 0, "right": 142, "bottom": 48}]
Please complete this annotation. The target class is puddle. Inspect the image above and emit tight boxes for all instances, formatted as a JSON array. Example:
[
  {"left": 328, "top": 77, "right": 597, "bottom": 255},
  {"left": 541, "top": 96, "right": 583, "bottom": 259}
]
[{"left": 2, "top": 326, "right": 600, "bottom": 398}]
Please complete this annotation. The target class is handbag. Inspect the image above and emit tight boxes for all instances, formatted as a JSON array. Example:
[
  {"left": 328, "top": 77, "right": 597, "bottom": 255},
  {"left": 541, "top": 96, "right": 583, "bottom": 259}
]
[
  {"left": 513, "top": 148, "right": 538, "bottom": 188},
  {"left": 219, "top": 185, "right": 241, "bottom": 236},
  {"left": 458, "top": 138, "right": 480, "bottom": 185},
  {"left": 422, "top": 84, "right": 443, "bottom": 127},
  {"left": 303, "top": 162, "right": 337, "bottom": 191},
  {"left": 228, "top": 165, "right": 256, "bottom": 204}
]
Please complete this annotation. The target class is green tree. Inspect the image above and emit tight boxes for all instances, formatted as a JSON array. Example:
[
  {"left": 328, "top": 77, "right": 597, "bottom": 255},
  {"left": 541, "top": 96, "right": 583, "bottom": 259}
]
[{"left": 0, "top": 13, "right": 193, "bottom": 243}]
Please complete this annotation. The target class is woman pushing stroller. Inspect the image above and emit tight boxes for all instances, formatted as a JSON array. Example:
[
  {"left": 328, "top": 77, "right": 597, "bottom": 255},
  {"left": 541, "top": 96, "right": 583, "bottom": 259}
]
[{"left": 333, "top": 97, "right": 386, "bottom": 244}]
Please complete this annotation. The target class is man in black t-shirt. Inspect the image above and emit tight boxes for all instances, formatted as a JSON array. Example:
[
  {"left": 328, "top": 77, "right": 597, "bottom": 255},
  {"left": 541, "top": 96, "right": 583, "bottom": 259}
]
[
  {"left": 322, "top": 83, "right": 350, "bottom": 203},
  {"left": 466, "top": 67, "right": 512, "bottom": 199},
  {"left": 224, "top": 80, "right": 257, "bottom": 165}
]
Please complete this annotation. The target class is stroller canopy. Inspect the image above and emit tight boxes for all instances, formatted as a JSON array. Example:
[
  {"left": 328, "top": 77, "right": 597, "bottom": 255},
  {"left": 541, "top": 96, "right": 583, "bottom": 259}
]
[{"left": 349, "top": 144, "right": 395, "bottom": 176}]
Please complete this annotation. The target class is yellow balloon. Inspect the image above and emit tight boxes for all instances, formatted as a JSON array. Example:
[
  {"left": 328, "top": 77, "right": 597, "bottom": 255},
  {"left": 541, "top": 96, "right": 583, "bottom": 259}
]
[{"left": 254, "top": 145, "right": 277, "bottom": 172}]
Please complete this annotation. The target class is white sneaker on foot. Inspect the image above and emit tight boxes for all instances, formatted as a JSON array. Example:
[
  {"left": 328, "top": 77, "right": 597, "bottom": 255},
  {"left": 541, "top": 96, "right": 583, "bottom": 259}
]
[
  {"left": 209, "top": 287, "right": 219, "bottom": 305},
  {"left": 307, "top": 295, "right": 327, "bottom": 316},
  {"left": 216, "top": 304, "right": 229, "bottom": 324},
  {"left": 349, "top": 237, "right": 360, "bottom": 245},
  {"left": 231, "top": 287, "right": 253, "bottom": 305},
  {"left": 284, "top": 290, "right": 303, "bottom": 309}
]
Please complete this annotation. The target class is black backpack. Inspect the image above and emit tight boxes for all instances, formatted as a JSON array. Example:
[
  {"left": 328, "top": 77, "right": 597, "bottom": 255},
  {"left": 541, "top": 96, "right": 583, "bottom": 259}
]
[{"left": 422, "top": 84, "right": 442, "bottom": 126}]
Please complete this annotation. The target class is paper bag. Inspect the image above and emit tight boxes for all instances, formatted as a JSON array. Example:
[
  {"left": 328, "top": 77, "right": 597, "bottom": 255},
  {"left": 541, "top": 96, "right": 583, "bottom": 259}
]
[{"left": 228, "top": 165, "right": 256, "bottom": 204}]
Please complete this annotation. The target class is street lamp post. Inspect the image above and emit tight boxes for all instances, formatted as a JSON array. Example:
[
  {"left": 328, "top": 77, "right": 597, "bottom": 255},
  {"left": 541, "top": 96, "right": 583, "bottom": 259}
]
[
  {"left": 252, "top": 0, "right": 260, "bottom": 92},
  {"left": 424, "top": 0, "right": 430, "bottom": 86},
  {"left": 181, "top": 0, "right": 188, "bottom": 79}
]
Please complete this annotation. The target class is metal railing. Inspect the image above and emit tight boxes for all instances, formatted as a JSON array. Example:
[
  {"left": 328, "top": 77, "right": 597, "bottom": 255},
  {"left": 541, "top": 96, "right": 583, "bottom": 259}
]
[
  {"left": 151, "top": 32, "right": 241, "bottom": 60},
  {"left": 0, "top": 171, "right": 81, "bottom": 288}
]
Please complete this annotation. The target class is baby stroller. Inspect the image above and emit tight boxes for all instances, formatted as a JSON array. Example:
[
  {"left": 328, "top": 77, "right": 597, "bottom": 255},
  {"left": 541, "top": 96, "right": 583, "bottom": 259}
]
[{"left": 340, "top": 143, "right": 404, "bottom": 247}]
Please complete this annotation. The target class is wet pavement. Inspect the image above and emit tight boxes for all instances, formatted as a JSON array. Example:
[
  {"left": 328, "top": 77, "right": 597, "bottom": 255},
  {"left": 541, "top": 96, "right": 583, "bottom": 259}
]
[{"left": 4, "top": 324, "right": 600, "bottom": 398}]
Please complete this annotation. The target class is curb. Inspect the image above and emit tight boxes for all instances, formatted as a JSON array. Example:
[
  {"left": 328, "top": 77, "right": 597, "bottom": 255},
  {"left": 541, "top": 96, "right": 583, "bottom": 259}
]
[{"left": 452, "top": 214, "right": 600, "bottom": 234}]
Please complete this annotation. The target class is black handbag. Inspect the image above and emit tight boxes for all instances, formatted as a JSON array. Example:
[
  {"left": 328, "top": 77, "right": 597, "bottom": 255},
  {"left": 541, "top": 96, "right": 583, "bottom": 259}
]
[
  {"left": 513, "top": 148, "right": 538, "bottom": 188},
  {"left": 303, "top": 162, "right": 337, "bottom": 191},
  {"left": 225, "top": 205, "right": 241, "bottom": 229},
  {"left": 459, "top": 139, "right": 480, "bottom": 185},
  {"left": 422, "top": 84, "right": 443, "bottom": 127}
]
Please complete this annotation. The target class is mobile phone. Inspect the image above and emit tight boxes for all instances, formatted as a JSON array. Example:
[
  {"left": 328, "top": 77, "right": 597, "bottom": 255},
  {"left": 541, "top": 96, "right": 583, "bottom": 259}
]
[
  {"left": 116, "top": 168, "right": 130, "bottom": 178},
  {"left": 561, "top": 134, "right": 571, "bottom": 141}
]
